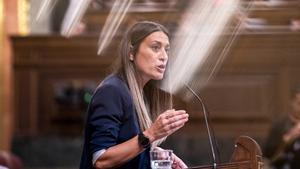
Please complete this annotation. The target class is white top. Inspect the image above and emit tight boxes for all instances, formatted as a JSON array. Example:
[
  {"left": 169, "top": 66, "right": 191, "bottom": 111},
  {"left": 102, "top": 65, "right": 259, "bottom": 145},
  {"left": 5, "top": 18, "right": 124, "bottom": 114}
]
[{"left": 92, "top": 149, "right": 106, "bottom": 165}]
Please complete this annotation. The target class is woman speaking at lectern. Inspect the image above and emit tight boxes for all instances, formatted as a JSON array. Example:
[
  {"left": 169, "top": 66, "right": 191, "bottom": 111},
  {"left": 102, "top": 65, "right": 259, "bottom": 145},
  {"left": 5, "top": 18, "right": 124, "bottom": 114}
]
[{"left": 79, "top": 21, "right": 189, "bottom": 169}]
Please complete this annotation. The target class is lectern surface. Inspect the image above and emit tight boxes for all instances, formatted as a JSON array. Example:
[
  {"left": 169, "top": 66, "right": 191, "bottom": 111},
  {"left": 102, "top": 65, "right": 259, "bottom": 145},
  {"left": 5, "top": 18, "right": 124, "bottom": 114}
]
[{"left": 187, "top": 136, "right": 263, "bottom": 169}]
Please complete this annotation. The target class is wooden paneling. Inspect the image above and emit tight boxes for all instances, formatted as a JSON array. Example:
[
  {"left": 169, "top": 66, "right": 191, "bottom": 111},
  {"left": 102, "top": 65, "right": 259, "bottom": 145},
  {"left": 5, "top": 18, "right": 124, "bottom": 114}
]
[
  {"left": 38, "top": 68, "right": 107, "bottom": 135},
  {"left": 224, "top": 33, "right": 300, "bottom": 68},
  {"left": 83, "top": 3, "right": 182, "bottom": 33},
  {"left": 249, "top": 6, "right": 300, "bottom": 25},
  {"left": 11, "top": 32, "right": 300, "bottom": 138},
  {"left": 12, "top": 36, "right": 114, "bottom": 136},
  {"left": 14, "top": 69, "right": 38, "bottom": 135},
  {"left": 188, "top": 75, "right": 275, "bottom": 119}
]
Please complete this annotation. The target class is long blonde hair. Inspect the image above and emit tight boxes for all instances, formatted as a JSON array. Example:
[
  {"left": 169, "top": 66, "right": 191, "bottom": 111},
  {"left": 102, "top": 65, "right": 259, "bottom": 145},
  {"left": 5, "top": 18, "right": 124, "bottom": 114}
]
[{"left": 114, "top": 21, "right": 172, "bottom": 143}]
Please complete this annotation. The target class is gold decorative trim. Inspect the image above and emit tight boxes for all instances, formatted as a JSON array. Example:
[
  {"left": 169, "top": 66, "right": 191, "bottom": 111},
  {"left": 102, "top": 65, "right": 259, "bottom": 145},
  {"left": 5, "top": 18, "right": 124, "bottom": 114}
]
[{"left": 18, "top": 0, "right": 30, "bottom": 35}]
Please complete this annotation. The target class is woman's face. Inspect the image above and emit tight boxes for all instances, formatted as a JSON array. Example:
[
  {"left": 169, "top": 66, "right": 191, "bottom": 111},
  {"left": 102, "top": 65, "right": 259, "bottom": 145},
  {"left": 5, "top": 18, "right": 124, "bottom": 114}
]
[{"left": 133, "top": 31, "right": 170, "bottom": 85}]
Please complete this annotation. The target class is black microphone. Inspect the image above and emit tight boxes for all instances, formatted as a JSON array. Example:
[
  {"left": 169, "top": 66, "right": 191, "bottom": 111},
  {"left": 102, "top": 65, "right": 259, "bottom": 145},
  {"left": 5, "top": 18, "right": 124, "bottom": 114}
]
[{"left": 184, "top": 84, "right": 219, "bottom": 169}]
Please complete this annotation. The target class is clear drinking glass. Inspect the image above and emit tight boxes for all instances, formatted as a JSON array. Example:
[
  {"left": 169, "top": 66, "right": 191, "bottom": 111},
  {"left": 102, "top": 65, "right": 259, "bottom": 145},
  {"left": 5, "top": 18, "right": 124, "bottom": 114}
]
[{"left": 150, "top": 149, "right": 173, "bottom": 169}]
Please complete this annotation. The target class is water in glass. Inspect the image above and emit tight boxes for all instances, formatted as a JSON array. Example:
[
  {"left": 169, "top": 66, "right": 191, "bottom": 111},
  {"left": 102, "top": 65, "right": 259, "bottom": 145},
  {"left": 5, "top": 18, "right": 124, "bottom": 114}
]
[{"left": 151, "top": 159, "right": 172, "bottom": 169}]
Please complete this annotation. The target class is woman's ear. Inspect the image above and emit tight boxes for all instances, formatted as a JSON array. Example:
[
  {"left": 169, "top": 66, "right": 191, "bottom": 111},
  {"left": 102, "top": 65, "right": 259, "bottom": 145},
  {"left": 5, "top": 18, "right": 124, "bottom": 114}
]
[
  {"left": 129, "top": 54, "right": 134, "bottom": 61},
  {"left": 129, "top": 45, "right": 134, "bottom": 61}
]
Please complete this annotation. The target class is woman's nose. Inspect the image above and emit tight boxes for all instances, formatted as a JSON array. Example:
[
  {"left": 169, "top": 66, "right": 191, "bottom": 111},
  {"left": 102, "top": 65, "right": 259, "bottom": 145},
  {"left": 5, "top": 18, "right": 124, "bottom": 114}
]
[{"left": 159, "top": 50, "right": 168, "bottom": 61}]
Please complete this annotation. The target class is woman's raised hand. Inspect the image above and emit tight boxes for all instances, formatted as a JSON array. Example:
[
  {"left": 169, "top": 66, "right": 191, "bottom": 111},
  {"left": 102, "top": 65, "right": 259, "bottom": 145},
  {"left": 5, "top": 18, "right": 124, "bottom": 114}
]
[{"left": 144, "top": 109, "right": 189, "bottom": 142}]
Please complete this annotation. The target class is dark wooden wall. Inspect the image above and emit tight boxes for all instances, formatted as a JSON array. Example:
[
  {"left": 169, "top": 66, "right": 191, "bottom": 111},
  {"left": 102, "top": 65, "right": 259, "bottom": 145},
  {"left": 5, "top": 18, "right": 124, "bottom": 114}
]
[
  {"left": 12, "top": 35, "right": 108, "bottom": 136},
  {"left": 182, "top": 32, "right": 300, "bottom": 139},
  {"left": 11, "top": 32, "right": 300, "bottom": 138}
]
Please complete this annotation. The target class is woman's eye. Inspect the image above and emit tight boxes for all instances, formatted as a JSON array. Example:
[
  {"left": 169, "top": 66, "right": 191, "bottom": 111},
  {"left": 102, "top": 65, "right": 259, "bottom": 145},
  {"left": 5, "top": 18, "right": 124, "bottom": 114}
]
[
  {"left": 165, "top": 48, "right": 170, "bottom": 54},
  {"left": 151, "top": 45, "right": 160, "bottom": 52}
]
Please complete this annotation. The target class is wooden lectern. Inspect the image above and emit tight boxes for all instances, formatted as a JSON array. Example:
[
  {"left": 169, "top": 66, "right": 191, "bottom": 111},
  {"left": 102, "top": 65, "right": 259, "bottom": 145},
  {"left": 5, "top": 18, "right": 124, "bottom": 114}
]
[{"left": 188, "top": 136, "right": 263, "bottom": 169}]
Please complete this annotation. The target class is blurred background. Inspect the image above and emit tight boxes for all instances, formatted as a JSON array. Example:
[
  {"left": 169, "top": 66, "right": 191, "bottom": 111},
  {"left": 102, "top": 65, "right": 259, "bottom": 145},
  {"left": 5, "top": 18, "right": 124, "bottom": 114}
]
[{"left": 0, "top": 0, "right": 300, "bottom": 168}]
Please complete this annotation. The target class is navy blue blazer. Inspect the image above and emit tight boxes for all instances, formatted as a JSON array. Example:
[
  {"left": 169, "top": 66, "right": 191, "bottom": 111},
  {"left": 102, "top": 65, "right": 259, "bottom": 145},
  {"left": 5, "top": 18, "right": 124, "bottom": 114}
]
[{"left": 79, "top": 74, "right": 150, "bottom": 169}]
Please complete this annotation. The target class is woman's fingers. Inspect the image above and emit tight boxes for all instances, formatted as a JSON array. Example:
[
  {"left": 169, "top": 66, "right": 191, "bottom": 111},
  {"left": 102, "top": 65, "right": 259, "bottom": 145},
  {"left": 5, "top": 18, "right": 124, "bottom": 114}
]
[
  {"left": 168, "top": 113, "right": 189, "bottom": 125},
  {"left": 148, "top": 109, "right": 189, "bottom": 141},
  {"left": 162, "top": 110, "right": 188, "bottom": 133},
  {"left": 172, "top": 153, "right": 188, "bottom": 169},
  {"left": 169, "top": 123, "right": 185, "bottom": 135},
  {"left": 166, "top": 111, "right": 188, "bottom": 129},
  {"left": 168, "top": 118, "right": 187, "bottom": 130},
  {"left": 153, "top": 148, "right": 187, "bottom": 169},
  {"left": 161, "top": 110, "right": 185, "bottom": 120}
]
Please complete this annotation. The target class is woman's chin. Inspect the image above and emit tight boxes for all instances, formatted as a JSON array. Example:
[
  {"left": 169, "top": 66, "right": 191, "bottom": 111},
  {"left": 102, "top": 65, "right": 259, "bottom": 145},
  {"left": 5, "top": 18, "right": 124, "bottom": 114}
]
[{"left": 152, "top": 74, "right": 164, "bottom": 81}]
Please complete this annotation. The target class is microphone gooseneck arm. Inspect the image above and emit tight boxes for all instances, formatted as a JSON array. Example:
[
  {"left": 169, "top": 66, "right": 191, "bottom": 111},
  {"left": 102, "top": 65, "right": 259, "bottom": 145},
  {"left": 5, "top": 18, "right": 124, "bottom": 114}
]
[{"left": 184, "top": 84, "right": 217, "bottom": 169}]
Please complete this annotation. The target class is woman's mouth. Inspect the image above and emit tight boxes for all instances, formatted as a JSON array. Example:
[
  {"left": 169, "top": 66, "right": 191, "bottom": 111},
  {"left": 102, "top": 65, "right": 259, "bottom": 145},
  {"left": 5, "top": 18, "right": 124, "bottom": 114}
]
[{"left": 156, "top": 65, "right": 166, "bottom": 73}]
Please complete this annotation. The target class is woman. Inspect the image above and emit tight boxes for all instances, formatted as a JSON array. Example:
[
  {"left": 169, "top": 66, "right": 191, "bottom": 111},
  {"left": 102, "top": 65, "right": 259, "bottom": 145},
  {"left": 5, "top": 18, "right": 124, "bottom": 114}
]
[
  {"left": 264, "top": 87, "right": 300, "bottom": 169},
  {"left": 80, "top": 21, "right": 189, "bottom": 169}
]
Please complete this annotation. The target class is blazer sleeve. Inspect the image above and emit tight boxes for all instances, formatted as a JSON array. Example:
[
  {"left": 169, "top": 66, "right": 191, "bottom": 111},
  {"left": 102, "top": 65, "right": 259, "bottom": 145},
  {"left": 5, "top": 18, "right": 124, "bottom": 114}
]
[{"left": 88, "top": 84, "right": 125, "bottom": 154}]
